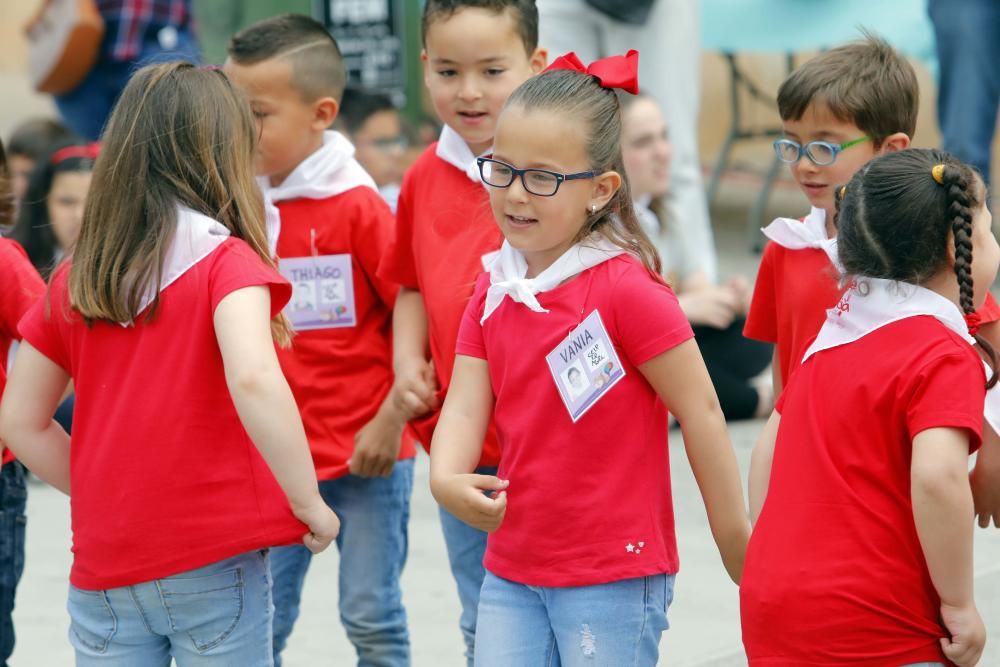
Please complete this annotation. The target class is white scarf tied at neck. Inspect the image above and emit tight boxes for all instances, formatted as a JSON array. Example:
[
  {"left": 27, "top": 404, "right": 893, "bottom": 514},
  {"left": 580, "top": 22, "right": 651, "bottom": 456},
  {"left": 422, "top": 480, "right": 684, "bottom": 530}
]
[
  {"left": 762, "top": 206, "right": 841, "bottom": 271},
  {"left": 436, "top": 125, "right": 486, "bottom": 184},
  {"left": 481, "top": 235, "right": 625, "bottom": 324},
  {"left": 258, "top": 131, "right": 376, "bottom": 254}
]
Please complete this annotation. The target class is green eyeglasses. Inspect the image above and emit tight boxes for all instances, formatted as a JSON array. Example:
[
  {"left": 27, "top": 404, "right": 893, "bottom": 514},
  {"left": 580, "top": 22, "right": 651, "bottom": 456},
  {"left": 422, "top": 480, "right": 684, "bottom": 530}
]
[{"left": 773, "top": 136, "right": 871, "bottom": 166}]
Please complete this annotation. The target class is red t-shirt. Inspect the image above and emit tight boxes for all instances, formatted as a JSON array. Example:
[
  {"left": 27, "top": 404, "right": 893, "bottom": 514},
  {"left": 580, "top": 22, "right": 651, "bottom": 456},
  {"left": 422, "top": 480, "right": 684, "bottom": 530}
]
[
  {"left": 377, "top": 146, "right": 503, "bottom": 466},
  {"left": 0, "top": 239, "right": 46, "bottom": 465},
  {"left": 741, "top": 316, "right": 985, "bottom": 666},
  {"left": 274, "top": 187, "right": 416, "bottom": 481},
  {"left": 456, "top": 255, "right": 693, "bottom": 586},
  {"left": 744, "top": 235, "right": 1000, "bottom": 387},
  {"left": 18, "top": 239, "right": 307, "bottom": 590}
]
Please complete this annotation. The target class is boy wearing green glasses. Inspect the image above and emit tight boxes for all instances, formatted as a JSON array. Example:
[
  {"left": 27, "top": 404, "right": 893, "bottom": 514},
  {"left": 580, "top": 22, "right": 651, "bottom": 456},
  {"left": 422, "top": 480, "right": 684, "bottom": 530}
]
[{"left": 744, "top": 33, "right": 917, "bottom": 394}]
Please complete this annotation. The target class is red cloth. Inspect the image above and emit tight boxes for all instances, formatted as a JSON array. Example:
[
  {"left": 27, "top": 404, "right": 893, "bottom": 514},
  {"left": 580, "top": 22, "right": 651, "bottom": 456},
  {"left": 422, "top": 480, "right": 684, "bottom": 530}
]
[
  {"left": 744, "top": 236, "right": 1000, "bottom": 387},
  {"left": 457, "top": 256, "right": 693, "bottom": 586},
  {"left": 18, "top": 239, "right": 305, "bottom": 590},
  {"left": 377, "top": 145, "right": 503, "bottom": 466},
  {"left": 741, "top": 316, "right": 985, "bottom": 666},
  {"left": 274, "top": 187, "right": 415, "bottom": 481},
  {"left": 0, "top": 239, "right": 45, "bottom": 465}
]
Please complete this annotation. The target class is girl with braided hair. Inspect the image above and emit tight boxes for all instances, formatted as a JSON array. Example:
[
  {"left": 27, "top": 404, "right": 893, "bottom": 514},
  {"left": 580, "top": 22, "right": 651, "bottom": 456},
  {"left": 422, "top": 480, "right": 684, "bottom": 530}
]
[{"left": 742, "top": 148, "right": 998, "bottom": 667}]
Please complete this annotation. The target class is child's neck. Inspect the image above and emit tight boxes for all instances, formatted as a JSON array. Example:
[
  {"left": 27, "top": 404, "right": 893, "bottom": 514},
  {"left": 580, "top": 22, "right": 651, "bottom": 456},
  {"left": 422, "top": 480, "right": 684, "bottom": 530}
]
[
  {"left": 921, "top": 269, "right": 964, "bottom": 311},
  {"left": 268, "top": 133, "right": 326, "bottom": 188},
  {"left": 822, "top": 205, "right": 837, "bottom": 239}
]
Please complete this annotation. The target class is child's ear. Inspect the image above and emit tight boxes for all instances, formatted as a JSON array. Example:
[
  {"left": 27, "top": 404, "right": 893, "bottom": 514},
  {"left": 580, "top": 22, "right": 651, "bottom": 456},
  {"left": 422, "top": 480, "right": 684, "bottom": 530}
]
[
  {"left": 529, "top": 47, "right": 548, "bottom": 74},
  {"left": 313, "top": 97, "right": 339, "bottom": 130},
  {"left": 879, "top": 132, "right": 910, "bottom": 154},
  {"left": 590, "top": 170, "right": 622, "bottom": 211}
]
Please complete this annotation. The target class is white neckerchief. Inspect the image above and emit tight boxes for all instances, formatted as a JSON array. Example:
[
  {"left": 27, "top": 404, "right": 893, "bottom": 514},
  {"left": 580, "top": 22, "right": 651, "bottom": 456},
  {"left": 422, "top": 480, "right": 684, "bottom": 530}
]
[
  {"left": 258, "top": 131, "right": 377, "bottom": 254},
  {"left": 802, "top": 277, "right": 1000, "bottom": 433},
  {"left": 481, "top": 235, "right": 625, "bottom": 324},
  {"left": 435, "top": 125, "right": 484, "bottom": 184},
  {"left": 762, "top": 206, "right": 840, "bottom": 269},
  {"left": 124, "top": 205, "right": 231, "bottom": 325}
]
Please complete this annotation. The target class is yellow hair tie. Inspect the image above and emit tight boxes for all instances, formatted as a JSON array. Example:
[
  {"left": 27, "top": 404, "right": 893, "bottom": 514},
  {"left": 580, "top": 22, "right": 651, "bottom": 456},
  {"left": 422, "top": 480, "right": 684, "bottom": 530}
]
[{"left": 932, "top": 164, "right": 946, "bottom": 185}]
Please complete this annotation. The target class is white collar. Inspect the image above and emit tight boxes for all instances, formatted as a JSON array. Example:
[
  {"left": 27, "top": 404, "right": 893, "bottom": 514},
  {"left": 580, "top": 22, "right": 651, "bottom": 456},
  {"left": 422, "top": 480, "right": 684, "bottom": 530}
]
[
  {"left": 762, "top": 206, "right": 840, "bottom": 268},
  {"left": 802, "top": 277, "right": 1000, "bottom": 433},
  {"left": 257, "top": 131, "right": 377, "bottom": 254},
  {"left": 481, "top": 235, "right": 625, "bottom": 324},
  {"left": 125, "top": 205, "right": 231, "bottom": 325},
  {"left": 435, "top": 125, "right": 486, "bottom": 184}
]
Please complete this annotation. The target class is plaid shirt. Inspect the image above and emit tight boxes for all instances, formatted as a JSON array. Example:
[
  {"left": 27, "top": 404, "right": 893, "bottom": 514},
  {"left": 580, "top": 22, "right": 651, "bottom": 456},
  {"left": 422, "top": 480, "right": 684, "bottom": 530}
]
[{"left": 96, "top": 0, "right": 191, "bottom": 61}]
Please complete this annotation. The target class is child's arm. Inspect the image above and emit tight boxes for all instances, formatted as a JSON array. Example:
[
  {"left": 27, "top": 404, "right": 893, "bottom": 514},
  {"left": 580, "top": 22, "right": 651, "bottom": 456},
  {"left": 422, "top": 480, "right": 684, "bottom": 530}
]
[
  {"left": 640, "top": 339, "right": 750, "bottom": 584},
  {"left": 770, "top": 349, "right": 783, "bottom": 396},
  {"left": 748, "top": 410, "right": 780, "bottom": 525},
  {"left": 349, "top": 393, "right": 407, "bottom": 478},
  {"left": 911, "top": 427, "right": 985, "bottom": 667},
  {"left": 0, "top": 343, "right": 71, "bottom": 494},
  {"left": 429, "top": 355, "right": 507, "bottom": 532},
  {"left": 215, "top": 286, "right": 339, "bottom": 554},
  {"left": 391, "top": 287, "right": 438, "bottom": 418},
  {"left": 971, "top": 424, "right": 1000, "bottom": 528}
]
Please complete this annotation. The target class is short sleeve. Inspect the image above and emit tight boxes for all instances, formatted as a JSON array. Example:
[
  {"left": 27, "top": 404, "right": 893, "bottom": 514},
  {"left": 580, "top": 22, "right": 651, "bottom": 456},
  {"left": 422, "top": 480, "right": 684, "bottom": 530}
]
[
  {"left": 17, "top": 269, "right": 71, "bottom": 372},
  {"left": 376, "top": 169, "right": 420, "bottom": 289},
  {"left": 743, "top": 242, "right": 780, "bottom": 343},
  {"left": 209, "top": 239, "right": 292, "bottom": 317},
  {"left": 976, "top": 292, "right": 1000, "bottom": 324},
  {"left": 611, "top": 261, "right": 694, "bottom": 367},
  {"left": 0, "top": 240, "right": 45, "bottom": 341},
  {"left": 906, "top": 350, "right": 986, "bottom": 452},
  {"left": 455, "top": 274, "right": 489, "bottom": 360}
]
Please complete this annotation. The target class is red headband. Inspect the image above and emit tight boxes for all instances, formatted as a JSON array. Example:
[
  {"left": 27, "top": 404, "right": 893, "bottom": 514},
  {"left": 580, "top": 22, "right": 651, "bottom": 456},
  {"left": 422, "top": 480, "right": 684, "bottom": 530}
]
[
  {"left": 50, "top": 142, "right": 101, "bottom": 165},
  {"left": 544, "top": 50, "right": 640, "bottom": 95}
]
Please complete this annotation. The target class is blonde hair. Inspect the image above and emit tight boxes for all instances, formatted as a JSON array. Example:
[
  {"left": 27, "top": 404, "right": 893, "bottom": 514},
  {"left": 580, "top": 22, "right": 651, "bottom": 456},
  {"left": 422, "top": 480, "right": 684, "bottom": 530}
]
[{"left": 68, "top": 62, "right": 292, "bottom": 345}]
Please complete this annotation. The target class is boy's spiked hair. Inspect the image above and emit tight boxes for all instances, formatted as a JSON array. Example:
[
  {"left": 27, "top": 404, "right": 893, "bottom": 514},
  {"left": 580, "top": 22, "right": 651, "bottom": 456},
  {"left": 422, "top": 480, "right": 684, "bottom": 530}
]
[{"left": 777, "top": 31, "right": 919, "bottom": 145}]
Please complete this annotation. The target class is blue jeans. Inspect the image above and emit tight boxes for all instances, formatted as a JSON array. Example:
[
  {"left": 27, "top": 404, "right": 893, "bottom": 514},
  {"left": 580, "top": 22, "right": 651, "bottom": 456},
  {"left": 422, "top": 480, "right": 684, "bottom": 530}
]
[
  {"left": 54, "top": 29, "right": 200, "bottom": 140},
  {"left": 270, "top": 459, "right": 414, "bottom": 667},
  {"left": 67, "top": 549, "right": 273, "bottom": 666},
  {"left": 929, "top": 0, "right": 1000, "bottom": 185},
  {"left": 474, "top": 571, "right": 675, "bottom": 667},
  {"left": 0, "top": 462, "right": 26, "bottom": 667},
  {"left": 438, "top": 466, "right": 494, "bottom": 667}
]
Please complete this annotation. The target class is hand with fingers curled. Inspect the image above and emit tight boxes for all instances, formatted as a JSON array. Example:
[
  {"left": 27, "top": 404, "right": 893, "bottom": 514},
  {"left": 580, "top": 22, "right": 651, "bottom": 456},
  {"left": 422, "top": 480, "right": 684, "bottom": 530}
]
[
  {"left": 292, "top": 497, "right": 341, "bottom": 555},
  {"left": 431, "top": 473, "right": 509, "bottom": 533}
]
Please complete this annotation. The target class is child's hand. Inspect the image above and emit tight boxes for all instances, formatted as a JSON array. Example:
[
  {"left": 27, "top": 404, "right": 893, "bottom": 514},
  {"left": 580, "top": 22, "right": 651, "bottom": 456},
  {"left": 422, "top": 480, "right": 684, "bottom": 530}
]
[
  {"left": 940, "top": 602, "right": 986, "bottom": 666},
  {"left": 971, "top": 463, "right": 1000, "bottom": 528},
  {"left": 432, "top": 474, "right": 509, "bottom": 533},
  {"left": 350, "top": 409, "right": 405, "bottom": 478},
  {"left": 293, "top": 498, "right": 340, "bottom": 554},
  {"left": 392, "top": 357, "right": 439, "bottom": 420},
  {"left": 677, "top": 287, "right": 739, "bottom": 329}
]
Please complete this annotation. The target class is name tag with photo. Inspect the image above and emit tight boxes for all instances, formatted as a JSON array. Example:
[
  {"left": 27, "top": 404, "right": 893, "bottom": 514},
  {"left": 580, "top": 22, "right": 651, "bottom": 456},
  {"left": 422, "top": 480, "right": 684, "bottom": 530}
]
[
  {"left": 545, "top": 310, "right": 625, "bottom": 422},
  {"left": 279, "top": 254, "right": 356, "bottom": 330}
]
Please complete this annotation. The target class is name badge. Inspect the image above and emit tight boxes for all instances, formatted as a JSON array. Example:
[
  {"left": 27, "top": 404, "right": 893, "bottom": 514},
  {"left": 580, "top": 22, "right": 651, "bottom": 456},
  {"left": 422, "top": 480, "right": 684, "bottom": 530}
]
[
  {"left": 545, "top": 310, "right": 625, "bottom": 422},
  {"left": 279, "top": 254, "right": 356, "bottom": 330}
]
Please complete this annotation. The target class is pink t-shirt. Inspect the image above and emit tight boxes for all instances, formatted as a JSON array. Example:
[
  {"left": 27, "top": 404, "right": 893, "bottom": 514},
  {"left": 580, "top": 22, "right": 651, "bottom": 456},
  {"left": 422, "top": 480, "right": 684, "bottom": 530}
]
[{"left": 456, "top": 254, "right": 693, "bottom": 587}]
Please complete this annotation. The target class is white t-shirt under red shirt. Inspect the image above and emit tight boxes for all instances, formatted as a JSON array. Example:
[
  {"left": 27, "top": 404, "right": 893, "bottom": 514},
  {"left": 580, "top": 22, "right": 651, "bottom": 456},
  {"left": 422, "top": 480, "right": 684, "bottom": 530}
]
[
  {"left": 18, "top": 238, "right": 307, "bottom": 591},
  {"left": 456, "top": 255, "right": 693, "bottom": 587},
  {"left": 741, "top": 315, "right": 986, "bottom": 666}
]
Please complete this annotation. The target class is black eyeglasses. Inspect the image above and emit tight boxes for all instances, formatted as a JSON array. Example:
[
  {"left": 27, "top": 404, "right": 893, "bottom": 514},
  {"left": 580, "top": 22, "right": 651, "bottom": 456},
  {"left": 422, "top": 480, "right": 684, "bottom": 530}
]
[{"left": 477, "top": 156, "right": 597, "bottom": 197}]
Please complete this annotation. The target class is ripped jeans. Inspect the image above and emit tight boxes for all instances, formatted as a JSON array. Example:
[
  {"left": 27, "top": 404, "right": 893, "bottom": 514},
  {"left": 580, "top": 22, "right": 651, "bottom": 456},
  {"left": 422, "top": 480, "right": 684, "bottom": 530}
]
[{"left": 474, "top": 571, "right": 674, "bottom": 666}]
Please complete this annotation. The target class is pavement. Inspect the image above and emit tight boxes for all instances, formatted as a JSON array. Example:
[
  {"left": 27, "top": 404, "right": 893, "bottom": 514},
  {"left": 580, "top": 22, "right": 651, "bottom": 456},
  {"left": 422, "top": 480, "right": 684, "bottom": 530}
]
[{"left": 11, "top": 417, "right": 1000, "bottom": 666}]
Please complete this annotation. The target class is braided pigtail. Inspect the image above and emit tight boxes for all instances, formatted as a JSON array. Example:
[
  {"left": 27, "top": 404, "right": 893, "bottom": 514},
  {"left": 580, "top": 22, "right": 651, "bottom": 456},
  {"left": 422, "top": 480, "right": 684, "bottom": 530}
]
[{"left": 938, "top": 163, "right": 999, "bottom": 389}]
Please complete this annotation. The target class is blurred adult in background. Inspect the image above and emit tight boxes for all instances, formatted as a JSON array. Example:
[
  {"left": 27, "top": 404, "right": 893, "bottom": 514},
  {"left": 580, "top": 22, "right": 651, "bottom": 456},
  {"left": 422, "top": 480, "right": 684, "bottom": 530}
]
[{"left": 337, "top": 86, "right": 408, "bottom": 213}]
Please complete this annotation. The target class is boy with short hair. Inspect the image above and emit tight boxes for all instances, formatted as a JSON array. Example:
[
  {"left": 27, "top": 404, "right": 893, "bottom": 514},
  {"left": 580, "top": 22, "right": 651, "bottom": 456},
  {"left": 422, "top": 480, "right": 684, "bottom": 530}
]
[
  {"left": 337, "top": 85, "right": 408, "bottom": 211},
  {"left": 225, "top": 14, "right": 416, "bottom": 666},
  {"left": 376, "top": 1, "right": 545, "bottom": 662}
]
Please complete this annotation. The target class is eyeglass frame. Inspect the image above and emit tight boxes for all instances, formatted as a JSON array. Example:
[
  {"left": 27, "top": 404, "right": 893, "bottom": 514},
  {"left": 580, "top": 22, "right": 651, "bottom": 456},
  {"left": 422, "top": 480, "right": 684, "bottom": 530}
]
[
  {"left": 772, "top": 136, "right": 872, "bottom": 166},
  {"left": 476, "top": 155, "right": 598, "bottom": 197}
]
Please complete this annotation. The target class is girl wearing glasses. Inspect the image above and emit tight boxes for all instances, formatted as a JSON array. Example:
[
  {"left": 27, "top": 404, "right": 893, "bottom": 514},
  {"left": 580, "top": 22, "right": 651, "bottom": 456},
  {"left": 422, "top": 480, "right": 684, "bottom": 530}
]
[{"left": 429, "top": 51, "right": 749, "bottom": 666}]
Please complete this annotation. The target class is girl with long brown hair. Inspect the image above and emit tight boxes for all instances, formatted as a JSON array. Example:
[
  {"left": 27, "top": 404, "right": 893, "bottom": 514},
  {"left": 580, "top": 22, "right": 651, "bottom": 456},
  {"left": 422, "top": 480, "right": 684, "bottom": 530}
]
[{"left": 0, "top": 62, "right": 339, "bottom": 664}]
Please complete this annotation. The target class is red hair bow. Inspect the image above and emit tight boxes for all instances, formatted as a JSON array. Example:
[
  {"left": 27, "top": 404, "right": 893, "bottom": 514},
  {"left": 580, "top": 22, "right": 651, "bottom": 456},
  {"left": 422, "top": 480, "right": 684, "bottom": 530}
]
[
  {"left": 544, "top": 49, "right": 640, "bottom": 95},
  {"left": 50, "top": 142, "right": 101, "bottom": 165},
  {"left": 966, "top": 311, "right": 982, "bottom": 336}
]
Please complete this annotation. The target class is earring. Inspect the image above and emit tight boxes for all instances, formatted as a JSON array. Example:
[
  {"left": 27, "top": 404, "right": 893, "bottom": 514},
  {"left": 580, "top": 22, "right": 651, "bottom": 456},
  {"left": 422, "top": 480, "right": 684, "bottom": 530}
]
[{"left": 590, "top": 203, "right": 597, "bottom": 214}]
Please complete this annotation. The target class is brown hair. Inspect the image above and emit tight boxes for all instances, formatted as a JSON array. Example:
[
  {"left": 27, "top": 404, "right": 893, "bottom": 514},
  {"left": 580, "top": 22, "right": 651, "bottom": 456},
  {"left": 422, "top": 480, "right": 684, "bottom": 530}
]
[
  {"left": 228, "top": 14, "right": 346, "bottom": 102},
  {"left": 835, "top": 148, "right": 997, "bottom": 388},
  {"left": 422, "top": 0, "right": 538, "bottom": 55},
  {"left": 504, "top": 68, "right": 662, "bottom": 278},
  {"left": 777, "top": 31, "right": 919, "bottom": 146},
  {"left": 0, "top": 139, "right": 13, "bottom": 232},
  {"left": 68, "top": 62, "right": 292, "bottom": 346}
]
